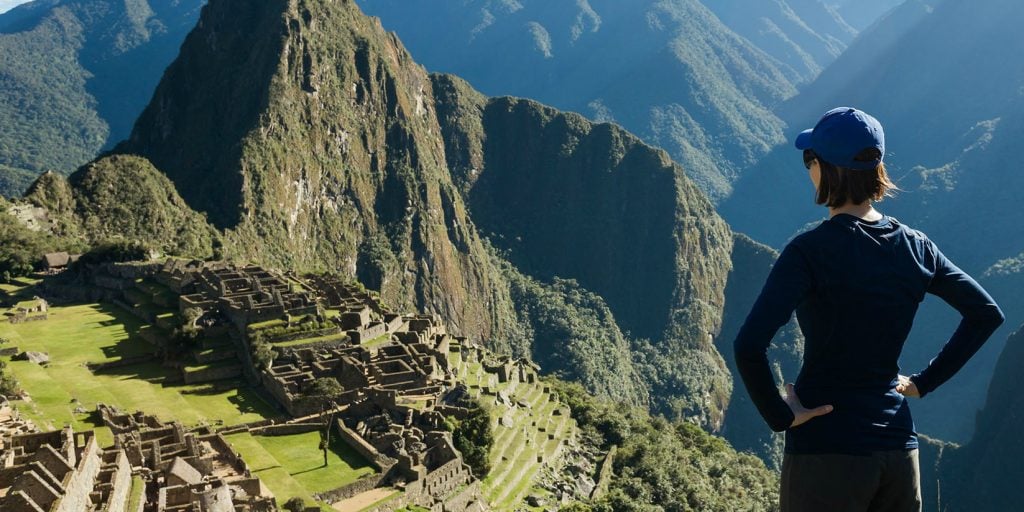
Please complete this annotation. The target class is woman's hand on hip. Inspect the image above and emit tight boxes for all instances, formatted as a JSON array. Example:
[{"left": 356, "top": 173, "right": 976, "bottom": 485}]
[
  {"left": 896, "top": 374, "right": 921, "bottom": 398},
  {"left": 785, "top": 383, "right": 834, "bottom": 428}
]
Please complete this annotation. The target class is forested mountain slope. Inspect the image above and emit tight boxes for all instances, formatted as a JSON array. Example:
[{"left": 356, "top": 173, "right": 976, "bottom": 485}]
[{"left": 0, "top": 0, "right": 203, "bottom": 196}]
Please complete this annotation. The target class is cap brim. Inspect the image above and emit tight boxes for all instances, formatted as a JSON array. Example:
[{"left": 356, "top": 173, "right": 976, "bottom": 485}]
[{"left": 794, "top": 129, "right": 814, "bottom": 150}]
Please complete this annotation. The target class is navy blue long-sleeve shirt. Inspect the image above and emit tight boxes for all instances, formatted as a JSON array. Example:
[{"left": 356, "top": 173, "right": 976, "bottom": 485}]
[{"left": 734, "top": 213, "right": 1004, "bottom": 454}]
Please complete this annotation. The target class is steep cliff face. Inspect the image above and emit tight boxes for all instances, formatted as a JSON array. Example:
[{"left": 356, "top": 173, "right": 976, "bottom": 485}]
[
  {"left": 938, "top": 325, "right": 1024, "bottom": 511},
  {"left": 120, "top": 0, "right": 517, "bottom": 343},
  {"left": 434, "top": 74, "right": 735, "bottom": 426}
]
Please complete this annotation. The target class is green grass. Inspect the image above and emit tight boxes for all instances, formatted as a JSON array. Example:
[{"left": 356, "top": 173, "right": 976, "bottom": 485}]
[
  {"left": 272, "top": 331, "right": 349, "bottom": 348},
  {"left": 0, "top": 299, "right": 280, "bottom": 444},
  {"left": 13, "top": 299, "right": 43, "bottom": 310},
  {"left": 127, "top": 475, "right": 145, "bottom": 512},
  {"left": 225, "top": 431, "right": 376, "bottom": 509},
  {"left": 361, "top": 333, "right": 391, "bottom": 348},
  {"left": 248, "top": 318, "right": 286, "bottom": 332}
]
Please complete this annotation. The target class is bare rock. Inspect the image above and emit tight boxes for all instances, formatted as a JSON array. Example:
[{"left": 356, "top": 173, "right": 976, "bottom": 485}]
[{"left": 14, "top": 351, "right": 50, "bottom": 365}]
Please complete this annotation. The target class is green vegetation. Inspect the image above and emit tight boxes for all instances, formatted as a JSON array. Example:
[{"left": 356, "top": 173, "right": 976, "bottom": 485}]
[
  {"left": 449, "top": 344, "right": 575, "bottom": 509},
  {"left": 66, "top": 155, "right": 219, "bottom": 258},
  {"left": 0, "top": 284, "right": 279, "bottom": 442},
  {"left": 283, "top": 497, "right": 307, "bottom": 512},
  {"left": 549, "top": 379, "right": 778, "bottom": 511},
  {"left": 76, "top": 240, "right": 150, "bottom": 265},
  {"left": 304, "top": 377, "right": 343, "bottom": 398},
  {"left": 450, "top": 397, "right": 493, "bottom": 478},
  {"left": 0, "top": 0, "right": 204, "bottom": 197},
  {"left": 251, "top": 337, "right": 278, "bottom": 370},
  {"left": 0, "top": 359, "right": 20, "bottom": 397},
  {"left": 0, "top": 204, "right": 86, "bottom": 278},
  {"left": 500, "top": 263, "right": 647, "bottom": 408},
  {"left": 248, "top": 316, "right": 331, "bottom": 339},
  {"left": 225, "top": 430, "right": 375, "bottom": 508},
  {"left": 127, "top": 475, "right": 146, "bottom": 512},
  {"left": 0, "top": 5, "right": 107, "bottom": 195}
]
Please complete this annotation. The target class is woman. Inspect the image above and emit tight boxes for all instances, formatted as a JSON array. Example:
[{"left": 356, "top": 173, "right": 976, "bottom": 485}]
[{"left": 733, "top": 107, "right": 1004, "bottom": 512}]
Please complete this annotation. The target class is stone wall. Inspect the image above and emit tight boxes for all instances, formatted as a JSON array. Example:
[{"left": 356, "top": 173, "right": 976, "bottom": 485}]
[
  {"left": 439, "top": 481, "right": 486, "bottom": 512},
  {"left": 334, "top": 419, "right": 389, "bottom": 471},
  {"left": 313, "top": 473, "right": 386, "bottom": 504},
  {"left": 104, "top": 449, "right": 132, "bottom": 512},
  {"left": 266, "top": 326, "right": 342, "bottom": 344},
  {"left": 420, "top": 458, "right": 470, "bottom": 501},
  {"left": 54, "top": 435, "right": 102, "bottom": 512},
  {"left": 592, "top": 445, "right": 616, "bottom": 499},
  {"left": 250, "top": 423, "right": 325, "bottom": 436},
  {"left": 349, "top": 322, "right": 387, "bottom": 344}
]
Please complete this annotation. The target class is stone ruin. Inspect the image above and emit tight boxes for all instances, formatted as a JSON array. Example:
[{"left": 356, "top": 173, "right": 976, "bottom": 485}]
[
  {"left": 18, "top": 259, "right": 553, "bottom": 510},
  {"left": 166, "top": 263, "right": 318, "bottom": 334},
  {"left": 0, "top": 427, "right": 129, "bottom": 512},
  {"left": 261, "top": 320, "right": 452, "bottom": 417},
  {"left": 0, "top": 400, "right": 275, "bottom": 512},
  {"left": 99, "top": 404, "right": 275, "bottom": 512}
]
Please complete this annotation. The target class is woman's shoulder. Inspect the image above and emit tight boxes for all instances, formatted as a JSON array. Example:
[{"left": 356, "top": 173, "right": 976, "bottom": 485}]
[{"left": 887, "top": 216, "right": 932, "bottom": 243}]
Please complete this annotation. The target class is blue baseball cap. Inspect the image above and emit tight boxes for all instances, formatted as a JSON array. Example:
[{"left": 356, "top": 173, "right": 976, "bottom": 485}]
[{"left": 794, "top": 107, "right": 885, "bottom": 170}]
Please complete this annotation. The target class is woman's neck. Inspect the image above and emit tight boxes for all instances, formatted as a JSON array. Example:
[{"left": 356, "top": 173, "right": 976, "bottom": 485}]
[{"left": 830, "top": 201, "right": 882, "bottom": 221}]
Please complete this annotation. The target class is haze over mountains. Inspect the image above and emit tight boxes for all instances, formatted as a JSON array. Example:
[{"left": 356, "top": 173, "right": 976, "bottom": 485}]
[
  {"left": 0, "top": 0, "right": 203, "bottom": 195},
  {"left": 2, "top": 0, "right": 1023, "bottom": 509}
]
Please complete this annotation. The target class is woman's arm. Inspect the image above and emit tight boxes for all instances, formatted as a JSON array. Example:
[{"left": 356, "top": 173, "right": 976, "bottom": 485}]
[
  {"left": 909, "top": 241, "right": 1005, "bottom": 398},
  {"left": 734, "top": 243, "right": 814, "bottom": 432}
]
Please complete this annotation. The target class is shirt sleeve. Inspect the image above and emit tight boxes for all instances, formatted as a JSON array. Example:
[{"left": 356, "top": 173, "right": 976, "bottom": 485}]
[
  {"left": 910, "top": 240, "right": 1005, "bottom": 398},
  {"left": 733, "top": 242, "right": 813, "bottom": 432}
]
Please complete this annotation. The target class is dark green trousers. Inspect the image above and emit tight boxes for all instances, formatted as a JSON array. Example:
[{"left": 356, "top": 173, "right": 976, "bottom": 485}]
[{"left": 780, "top": 449, "right": 922, "bottom": 512}]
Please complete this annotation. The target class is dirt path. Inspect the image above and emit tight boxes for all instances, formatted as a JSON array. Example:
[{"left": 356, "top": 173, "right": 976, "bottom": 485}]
[{"left": 331, "top": 487, "right": 396, "bottom": 511}]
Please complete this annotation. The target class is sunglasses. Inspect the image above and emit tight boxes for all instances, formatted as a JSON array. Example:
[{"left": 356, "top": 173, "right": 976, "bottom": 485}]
[{"left": 803, "top": 149, "right": 817, "bottom": 170}]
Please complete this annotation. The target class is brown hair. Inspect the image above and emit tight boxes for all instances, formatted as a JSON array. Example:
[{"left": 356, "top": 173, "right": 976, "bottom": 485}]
[{"left": 812, "top": 148, "right": 898, "bottom": 207}]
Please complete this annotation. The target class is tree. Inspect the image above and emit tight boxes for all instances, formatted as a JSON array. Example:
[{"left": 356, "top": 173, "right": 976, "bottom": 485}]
[
  {"left": 0, "top": 360, "right": 21, "bottom": 397},
  {"left": 304, "top": 377, "right": 343, "bottom": 397},
  {"left": 452, "top": 398, "right": 493, "bottom": 478},
  {"left": 283, "top": 497, "right": 306, "bottom": 512}
]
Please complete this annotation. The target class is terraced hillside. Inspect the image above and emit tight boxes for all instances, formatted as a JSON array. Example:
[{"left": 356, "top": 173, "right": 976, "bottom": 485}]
[{"left": 448, "top": 340, "right": 588, "bottom": 510}]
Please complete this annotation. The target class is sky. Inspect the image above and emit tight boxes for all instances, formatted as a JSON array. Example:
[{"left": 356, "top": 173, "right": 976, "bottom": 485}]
[{"left": 0, "top": 0, "right": 29, "bottom": 15}]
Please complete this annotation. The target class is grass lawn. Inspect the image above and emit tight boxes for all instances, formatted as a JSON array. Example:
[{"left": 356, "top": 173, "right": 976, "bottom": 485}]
[
  {"left": 225, "top": 431, "right": 376, "bottom": 508},
  {"left": 273, "top": 331, "right": 349, "bottom": 348},
  {"left": 0, "top": 299, "right": 280, "bottom": 445}
]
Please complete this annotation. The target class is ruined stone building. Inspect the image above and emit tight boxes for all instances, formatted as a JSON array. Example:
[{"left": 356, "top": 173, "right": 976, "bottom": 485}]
[
  {"left": 0, "top": 427, "right": 131, "bottom": 512},
  {"left": 0, "top": 400, "right": 275, "bottom": 512}
]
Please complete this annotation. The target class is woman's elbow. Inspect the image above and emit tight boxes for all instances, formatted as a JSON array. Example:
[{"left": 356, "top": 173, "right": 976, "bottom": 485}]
[
  {"left": 986, "top": 304, "right": 1006, "bottom": 327},
  {"left": 973, "top": 304, "right": 1006, "bottom": 331}
]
